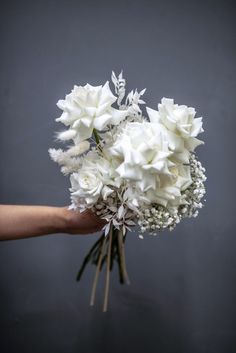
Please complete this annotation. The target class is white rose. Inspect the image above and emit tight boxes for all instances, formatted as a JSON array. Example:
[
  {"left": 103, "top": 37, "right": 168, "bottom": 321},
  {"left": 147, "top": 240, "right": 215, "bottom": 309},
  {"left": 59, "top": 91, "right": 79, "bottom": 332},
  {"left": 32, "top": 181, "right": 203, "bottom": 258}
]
[
  {"left": 69, "top": 151, "right": 119, "bottom": 207},
  {"left": 109, "top": 122, "right": 173, "bottom": 184},
  {"left": 122, "top": 163, "right": 192, "bottom": 210},
  {"left": 70, "top": 169, "right": 103, "bottom": 206},
  {"left": 56, "top": 81, "right": 128, "bottom": 143},
  {"left": 108, "top": 121, "right": 177, "bottom": 192},
  {"left": 146, "top": 98, "right": 204, "bottom": 155},
  {"left": 107, "top": 120, "right": 194, "bottom": 209}
]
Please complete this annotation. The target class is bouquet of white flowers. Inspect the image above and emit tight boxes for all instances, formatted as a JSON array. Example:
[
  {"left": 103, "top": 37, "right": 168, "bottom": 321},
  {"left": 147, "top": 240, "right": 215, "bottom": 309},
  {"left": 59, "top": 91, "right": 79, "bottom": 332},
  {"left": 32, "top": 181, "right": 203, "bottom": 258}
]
[{"left": 49, "top": 71, "right": 206, "bottom": 311}]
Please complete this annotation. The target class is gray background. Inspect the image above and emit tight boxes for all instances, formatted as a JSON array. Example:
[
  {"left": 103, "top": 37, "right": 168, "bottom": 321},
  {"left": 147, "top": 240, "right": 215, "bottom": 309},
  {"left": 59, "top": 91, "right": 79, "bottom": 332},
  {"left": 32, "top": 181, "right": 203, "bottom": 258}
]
[{"left": 0, "top": 0, "right": 235, "bottom": 352}]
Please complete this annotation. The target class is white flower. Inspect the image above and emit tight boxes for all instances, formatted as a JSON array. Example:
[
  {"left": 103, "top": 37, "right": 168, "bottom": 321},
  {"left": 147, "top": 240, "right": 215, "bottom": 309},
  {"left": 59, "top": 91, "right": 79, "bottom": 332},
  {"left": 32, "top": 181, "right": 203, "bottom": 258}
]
[
  {"left": 146, "top": 98, "right": 204, "bottom": 156},
  {"left": 107, "top": 121, "right": 183, "bottom": 207},
  {"left": 108, "top": 121, "right": 174, "bottom": 187},
  {"left": 56, "top": 81, "right": 128, "bottom": 143},
  {"left": 70, "top": 169, "right": 103, "bottom": 206},
  {"left": 69, "top": 151, "right": 119, "bottom": 208},
  {"left": 107, "top": 120, "right": 195, "bottom": 209}
]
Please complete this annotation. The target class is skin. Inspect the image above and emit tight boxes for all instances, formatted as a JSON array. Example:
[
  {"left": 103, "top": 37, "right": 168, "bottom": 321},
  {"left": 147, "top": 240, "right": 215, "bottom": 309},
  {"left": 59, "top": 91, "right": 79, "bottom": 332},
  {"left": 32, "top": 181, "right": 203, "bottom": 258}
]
[{"left": 0, "top": 205, "right": 107, "bottom": 241}]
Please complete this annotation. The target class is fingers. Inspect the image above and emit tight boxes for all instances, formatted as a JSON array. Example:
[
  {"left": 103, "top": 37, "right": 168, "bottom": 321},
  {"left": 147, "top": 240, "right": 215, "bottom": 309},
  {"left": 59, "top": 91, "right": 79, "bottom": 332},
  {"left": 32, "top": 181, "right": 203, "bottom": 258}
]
[{"left": 63, "top": 206, "right": 107, "bottom": 235}]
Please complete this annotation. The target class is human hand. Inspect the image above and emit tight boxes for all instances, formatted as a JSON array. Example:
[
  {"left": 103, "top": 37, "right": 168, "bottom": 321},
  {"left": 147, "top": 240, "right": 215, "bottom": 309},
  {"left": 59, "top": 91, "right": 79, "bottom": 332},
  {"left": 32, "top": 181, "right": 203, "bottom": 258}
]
[{"left": 61, "top": 207, "right": 107, "bottom": 235}]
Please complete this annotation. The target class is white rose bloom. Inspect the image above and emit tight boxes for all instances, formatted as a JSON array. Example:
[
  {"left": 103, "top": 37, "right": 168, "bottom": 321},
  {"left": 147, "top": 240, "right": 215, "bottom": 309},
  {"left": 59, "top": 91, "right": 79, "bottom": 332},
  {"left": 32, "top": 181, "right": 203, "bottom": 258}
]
[
  {"left": 141, "top": 164, "right": 191, "bottom": 208},
  {"left": 122, "top": 163, "right": 192, "bottom": 210},
  {"left": 107, "top": 121, "right": 194, "bottom": 208},
  {"left": 70, "top": 169, "right": 103, "bottom": 206},
  {"left": 69, "top": 151, "right": 118, "bottom": 208},
  {"left": 146, "top": 98, "right": 204, "bottom": 157},
  {"left": 109, "top": 121, "right": 174, "bottom": 187},
  {"left": 108, "top": 121, "right": 183, "bottom": 204},
  {"left": 56, "top": 81, "right": 128, "bottom": 143}
]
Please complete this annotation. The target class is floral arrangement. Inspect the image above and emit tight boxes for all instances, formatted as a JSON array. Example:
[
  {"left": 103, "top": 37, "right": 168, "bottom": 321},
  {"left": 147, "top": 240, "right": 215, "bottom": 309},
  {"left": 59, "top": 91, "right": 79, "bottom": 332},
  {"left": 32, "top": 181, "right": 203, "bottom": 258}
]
[{"left": 49, "top": 71, "right": 206, "bottom": 311}]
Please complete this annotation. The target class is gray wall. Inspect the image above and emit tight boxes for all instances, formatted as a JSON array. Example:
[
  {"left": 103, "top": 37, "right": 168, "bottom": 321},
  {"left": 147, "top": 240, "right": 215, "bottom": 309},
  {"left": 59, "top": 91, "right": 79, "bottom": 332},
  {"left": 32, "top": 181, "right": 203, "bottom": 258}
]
[{"left": 0, "top": 0, "right": 235, "bottom": 352}]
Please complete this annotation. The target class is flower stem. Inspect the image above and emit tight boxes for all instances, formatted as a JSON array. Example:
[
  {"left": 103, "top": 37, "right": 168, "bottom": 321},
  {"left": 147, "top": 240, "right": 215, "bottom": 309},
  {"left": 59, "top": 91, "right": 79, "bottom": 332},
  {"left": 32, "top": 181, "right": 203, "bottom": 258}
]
[
  {"left": 90, "top": 235, "right": 106, "bottom": 306},
  {"left": 76, "top": 233, "right": 104, "bottom": 281},
  {"left": 118, "top": 229, "right": 130, "bottom": 285},
  {"left": 103, "top": 225, "right": 113, "bottom": 312}
]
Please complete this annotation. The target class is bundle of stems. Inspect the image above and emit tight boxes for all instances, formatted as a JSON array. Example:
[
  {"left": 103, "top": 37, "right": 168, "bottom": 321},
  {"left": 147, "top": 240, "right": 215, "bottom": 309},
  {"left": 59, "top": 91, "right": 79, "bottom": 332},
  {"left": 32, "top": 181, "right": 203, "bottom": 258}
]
[{"left": 76, "top": 225, "right": 130, "bottom": 312}]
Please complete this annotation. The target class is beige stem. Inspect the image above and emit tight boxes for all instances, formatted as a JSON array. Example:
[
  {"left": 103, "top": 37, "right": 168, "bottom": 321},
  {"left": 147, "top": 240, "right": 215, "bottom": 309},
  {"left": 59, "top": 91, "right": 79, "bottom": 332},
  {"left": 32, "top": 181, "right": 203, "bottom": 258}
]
[
  {"left": 90, "top": 235, "right": 106, "bottom": 306},
  {"left": 103, "top": 225, "right": 113, "bottom": 312}
]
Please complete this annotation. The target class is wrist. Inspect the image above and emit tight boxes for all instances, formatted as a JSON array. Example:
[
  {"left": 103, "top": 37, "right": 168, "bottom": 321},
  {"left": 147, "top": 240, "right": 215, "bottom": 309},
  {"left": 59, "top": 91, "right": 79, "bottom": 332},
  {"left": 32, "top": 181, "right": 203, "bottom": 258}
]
[
  {"left": 54, "top": 207, "right": 80, "bottom": 234},
  {"left": 50, "top": 207, "right": 69, "bottom": 234}
]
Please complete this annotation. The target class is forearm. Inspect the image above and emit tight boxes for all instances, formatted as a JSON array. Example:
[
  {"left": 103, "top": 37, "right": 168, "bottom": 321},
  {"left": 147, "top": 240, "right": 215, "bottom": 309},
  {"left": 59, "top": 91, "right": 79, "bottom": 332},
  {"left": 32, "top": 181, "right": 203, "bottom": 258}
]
[{"left": 0, "top": 205, "right": 66, "bottom": 240}]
